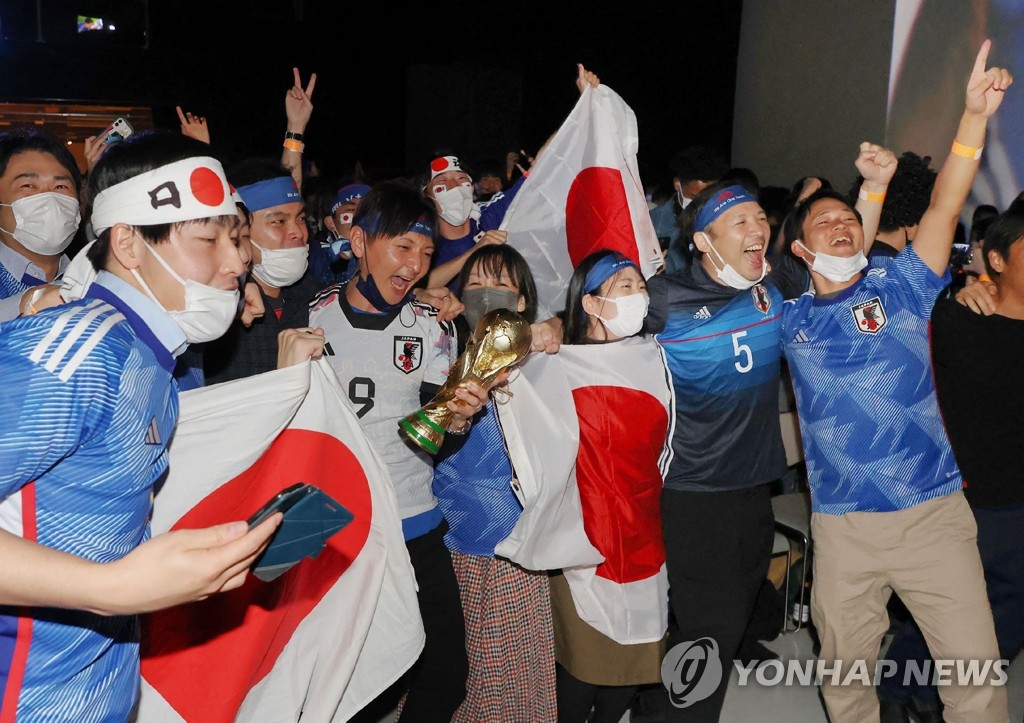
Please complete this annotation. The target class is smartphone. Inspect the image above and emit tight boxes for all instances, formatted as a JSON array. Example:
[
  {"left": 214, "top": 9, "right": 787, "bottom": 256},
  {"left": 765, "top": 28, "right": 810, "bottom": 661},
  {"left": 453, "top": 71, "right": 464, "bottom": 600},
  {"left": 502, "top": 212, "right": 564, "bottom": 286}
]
[
  {"left": 950, "top": 242, "right": 973, "bottom": 268},
  {"left": 102, "top": 117, "right": 134, "bottom": 146},
  {"left": 247, "top": 483, "right": 354, "bottom": 582},
  {"left": 247, "top": 482, "right": 309, "bottom": 528}
]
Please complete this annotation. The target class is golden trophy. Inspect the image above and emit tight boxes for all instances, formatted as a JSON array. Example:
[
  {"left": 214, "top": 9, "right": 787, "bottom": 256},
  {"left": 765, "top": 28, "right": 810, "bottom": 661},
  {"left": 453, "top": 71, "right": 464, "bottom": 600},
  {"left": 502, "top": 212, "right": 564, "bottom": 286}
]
[{"left": 399, "top": 308, "right": 532, "bottom": 454}]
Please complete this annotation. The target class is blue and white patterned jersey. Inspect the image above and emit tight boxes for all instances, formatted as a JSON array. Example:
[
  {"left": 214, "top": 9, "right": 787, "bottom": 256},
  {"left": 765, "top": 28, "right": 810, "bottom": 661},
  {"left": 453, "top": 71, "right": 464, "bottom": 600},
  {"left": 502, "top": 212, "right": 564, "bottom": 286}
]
[
  {"left": 0, "top": 242, "right": 70, "bottom": 321},
  {"left": 433, "top": 404, "right": 520, "bottom": 556},
  {"left": 0, "top": 271, "right": 182, "bottom": 722},
  {"left": 781, "top": 247, "right": 961, "bottom": 514}
]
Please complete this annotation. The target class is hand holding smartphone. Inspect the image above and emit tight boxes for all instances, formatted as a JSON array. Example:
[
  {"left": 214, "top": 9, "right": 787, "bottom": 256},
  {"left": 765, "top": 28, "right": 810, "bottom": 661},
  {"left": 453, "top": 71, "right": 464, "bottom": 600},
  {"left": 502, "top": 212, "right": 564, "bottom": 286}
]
[
  {"left": 102, "top": 117, "right": 134, "bottom": 146},
  {"left": 246, "top": 483, "right": 354, "bottom": 582}
]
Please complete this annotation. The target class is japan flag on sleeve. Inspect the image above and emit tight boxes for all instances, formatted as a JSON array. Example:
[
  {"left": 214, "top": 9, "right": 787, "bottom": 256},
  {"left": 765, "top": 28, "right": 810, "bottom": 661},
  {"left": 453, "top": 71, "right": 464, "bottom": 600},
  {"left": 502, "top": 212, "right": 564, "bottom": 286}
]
[
  {"left": 500, "top": 83, "right": 664, "bottom": 320},
  {"left": 497, "top": 337, "right": 673, "bottom": 644},
  {"left": 137, "top": 359, "right": 423, "bottom": 723}
]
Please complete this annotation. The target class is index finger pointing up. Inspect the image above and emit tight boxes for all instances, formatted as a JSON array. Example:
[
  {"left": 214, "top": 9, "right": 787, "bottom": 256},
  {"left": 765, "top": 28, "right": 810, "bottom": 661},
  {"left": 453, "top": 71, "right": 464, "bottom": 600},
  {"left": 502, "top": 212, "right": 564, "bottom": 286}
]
[{"left": 973, "top": 39, "right": 992, "bottom": 79}]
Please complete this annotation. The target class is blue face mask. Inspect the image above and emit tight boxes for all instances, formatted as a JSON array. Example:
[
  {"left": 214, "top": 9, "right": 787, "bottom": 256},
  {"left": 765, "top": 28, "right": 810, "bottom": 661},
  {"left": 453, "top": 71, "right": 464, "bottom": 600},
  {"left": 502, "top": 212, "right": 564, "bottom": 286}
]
[
  {"left": 355, "top": 272, "right": 412, "bottom": 313},
  {"left": 328, "top": 235, "right": 352, "bottom": 260}
]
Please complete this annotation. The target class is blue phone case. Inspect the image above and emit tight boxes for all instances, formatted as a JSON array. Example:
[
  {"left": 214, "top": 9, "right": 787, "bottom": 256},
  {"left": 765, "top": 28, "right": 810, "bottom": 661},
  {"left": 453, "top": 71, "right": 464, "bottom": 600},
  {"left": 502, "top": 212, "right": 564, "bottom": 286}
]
[{"left": 250, "top": 484, "right": 354, "bottom": 582}]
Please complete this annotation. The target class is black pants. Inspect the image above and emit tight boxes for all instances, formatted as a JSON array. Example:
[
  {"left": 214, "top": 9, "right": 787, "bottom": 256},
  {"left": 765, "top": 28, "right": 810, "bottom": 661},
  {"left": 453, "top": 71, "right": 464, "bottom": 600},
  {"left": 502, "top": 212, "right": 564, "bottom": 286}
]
[
  {"left": 400, "top": 521, "right": 469, "bottom": 722},
  {"left": 660, "top": 485, "right": 774, "bottom": 722},
  {"left": 556, "top": 663, "right": 638, "bottom": 723}
]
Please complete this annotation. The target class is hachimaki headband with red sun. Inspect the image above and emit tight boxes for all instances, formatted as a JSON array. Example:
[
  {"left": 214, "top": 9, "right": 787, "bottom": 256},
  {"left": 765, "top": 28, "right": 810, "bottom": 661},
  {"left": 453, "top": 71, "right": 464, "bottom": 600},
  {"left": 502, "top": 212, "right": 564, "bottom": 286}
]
[{"left": 91, "top": 156, "right": 237, "bottom": 233}]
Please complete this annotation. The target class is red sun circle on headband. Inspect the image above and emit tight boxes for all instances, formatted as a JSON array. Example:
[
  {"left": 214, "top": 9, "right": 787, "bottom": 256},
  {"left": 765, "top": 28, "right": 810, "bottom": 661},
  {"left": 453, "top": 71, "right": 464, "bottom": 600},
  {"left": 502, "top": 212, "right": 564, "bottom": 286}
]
[
  {"left": 431, "top": 156, "right": 456, "bottom": 174},
  {"left": 190, "top": 166, "right": 226, "bottom": 206}
]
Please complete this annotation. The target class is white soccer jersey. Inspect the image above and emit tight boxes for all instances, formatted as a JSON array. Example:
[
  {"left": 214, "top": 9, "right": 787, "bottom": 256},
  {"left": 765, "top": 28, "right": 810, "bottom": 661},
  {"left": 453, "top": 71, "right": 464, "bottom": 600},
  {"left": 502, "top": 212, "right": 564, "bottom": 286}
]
[{"left": 310, "top": 284, "right": 456, "bottom": 520}]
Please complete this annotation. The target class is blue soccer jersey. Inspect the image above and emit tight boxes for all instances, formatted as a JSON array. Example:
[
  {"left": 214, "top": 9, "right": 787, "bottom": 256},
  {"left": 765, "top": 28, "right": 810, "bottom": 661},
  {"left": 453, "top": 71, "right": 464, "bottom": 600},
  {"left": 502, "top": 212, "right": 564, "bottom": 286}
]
[
  {"left": 782, "top": 247, "right": 962, "bottom": 514},
  {"left": 0, "top": 271, "right": 182, "bottom": 722},
  {"left": 0, "top": 242, "right": 70, "bottom": 321},
  {"left": 648, "top": 263, "right": 787, "bottom": 491}
]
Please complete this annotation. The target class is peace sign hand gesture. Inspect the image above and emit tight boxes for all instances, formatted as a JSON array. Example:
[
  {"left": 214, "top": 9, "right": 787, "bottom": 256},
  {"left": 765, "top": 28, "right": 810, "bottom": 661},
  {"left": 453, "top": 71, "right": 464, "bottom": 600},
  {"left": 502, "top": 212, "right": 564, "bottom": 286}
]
[{"left": 285, "top": 67, "right": 317, "bottom": 132}]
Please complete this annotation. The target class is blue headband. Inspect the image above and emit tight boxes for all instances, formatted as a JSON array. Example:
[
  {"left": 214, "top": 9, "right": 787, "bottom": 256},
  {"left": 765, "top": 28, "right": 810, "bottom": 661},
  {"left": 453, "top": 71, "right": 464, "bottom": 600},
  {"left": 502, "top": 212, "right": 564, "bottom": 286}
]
[
  {"left": 235, "top": 176, "right": 301, "bottom": 212},
  {"left": 583, "top": 252, "right": 638, "bottom": 295},
  {"left": 694, "top": 185, "right": 758, "bottom": 231},
  {"left": 331, "top": 183, "right": 371, "bottom": 214},
  {"left": 355, "top": 213, "right": 435, "bottom": 239}
]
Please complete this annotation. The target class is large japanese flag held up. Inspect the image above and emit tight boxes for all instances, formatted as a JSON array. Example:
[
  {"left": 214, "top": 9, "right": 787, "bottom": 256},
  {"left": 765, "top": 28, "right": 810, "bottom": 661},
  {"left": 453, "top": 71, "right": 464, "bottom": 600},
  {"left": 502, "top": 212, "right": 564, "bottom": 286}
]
[
  {"left": 137, "top": 359, "right": 423, "bottom": 723},
  {"left": 497, "top": 337, "right": 674, "bottom": 644},
  {"left": 500, "top": 83, "right": 664, "bottom": 320}
]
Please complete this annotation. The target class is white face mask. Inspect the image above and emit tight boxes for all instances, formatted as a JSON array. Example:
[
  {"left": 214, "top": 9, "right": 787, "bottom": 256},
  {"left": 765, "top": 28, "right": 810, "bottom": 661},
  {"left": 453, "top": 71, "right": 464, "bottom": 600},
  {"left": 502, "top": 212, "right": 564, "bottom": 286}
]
[
  {"left": 794, "top": 240, "right": 867, "bottom": 283},
  {"left": 250, "top": 240, "right": 308, "bottom": 288},
  {"left": 131, "top": 236, "right": 239, "bottom": 344},
  {"left": 594, "top": 292, "right": 649, "bottom": 338},
  {"left": 434, "top": 184, "right": 475, "bottom": 226},
  {"left": 0, "top": 192, "right": 81, "bottom": 255},
  {"left": 676, "top": 188, "right": 692, "bottom": 209},
  {"left": 701, "top": 232, "right": 766, "bottom": 290}
]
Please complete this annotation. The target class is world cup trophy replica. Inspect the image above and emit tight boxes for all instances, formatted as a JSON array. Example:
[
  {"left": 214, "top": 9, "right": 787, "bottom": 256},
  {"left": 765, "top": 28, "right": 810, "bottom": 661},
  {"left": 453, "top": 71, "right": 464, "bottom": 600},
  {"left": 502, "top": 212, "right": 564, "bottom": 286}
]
[{"left": 399, "top": 308, "right": 532, "bottom": 454}]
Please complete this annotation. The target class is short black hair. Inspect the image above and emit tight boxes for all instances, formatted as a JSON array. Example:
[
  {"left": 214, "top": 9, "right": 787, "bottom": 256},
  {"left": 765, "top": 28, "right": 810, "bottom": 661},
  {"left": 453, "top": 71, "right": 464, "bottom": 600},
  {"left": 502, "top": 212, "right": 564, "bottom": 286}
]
[
  {"left": 0, "top": 127, "right": 82, "bottom": 194},
  {"left": 455, "top": 244, "right": 538, "bottom": 323},
  {"left": 226, "top": 157, "right": 292, "bottom": 191},
  {"left": 719, "top": 167, "right": 760, "bottom": 196},
  {"left": 982, "top": 210, "right": 1024, "bottom": 278},
  {"left": 782, "top": 189, "right": 863, "bottom": 250},
  {"left": 353, "top": 179, "right": 438, "bottom": 244},
  {"left": 668, "top": 146, "right": 729, "bottom": 185},
  {"left": 86, "top": 130, "right": 235, "bottom": 271}
]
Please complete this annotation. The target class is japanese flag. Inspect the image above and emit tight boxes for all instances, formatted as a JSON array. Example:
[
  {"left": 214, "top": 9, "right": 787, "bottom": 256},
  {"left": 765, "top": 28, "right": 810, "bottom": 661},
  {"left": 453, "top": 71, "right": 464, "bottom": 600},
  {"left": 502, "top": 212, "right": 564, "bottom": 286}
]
[
  {"left": 137, "top": 359, "right": 423, "bottom": 722},
  {"left": 501, "top": 83, "right": 664, "bottom": 320},
  {"left": 497, "top": 337, "right": 673, "bottom": 644}
]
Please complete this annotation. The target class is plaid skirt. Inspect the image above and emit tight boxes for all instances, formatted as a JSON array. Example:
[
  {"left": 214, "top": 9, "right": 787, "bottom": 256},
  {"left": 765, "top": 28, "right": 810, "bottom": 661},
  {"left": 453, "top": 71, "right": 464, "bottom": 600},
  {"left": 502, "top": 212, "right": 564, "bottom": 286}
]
[{"left": 449, "top": 551, "right": 557, "bottom": 723}]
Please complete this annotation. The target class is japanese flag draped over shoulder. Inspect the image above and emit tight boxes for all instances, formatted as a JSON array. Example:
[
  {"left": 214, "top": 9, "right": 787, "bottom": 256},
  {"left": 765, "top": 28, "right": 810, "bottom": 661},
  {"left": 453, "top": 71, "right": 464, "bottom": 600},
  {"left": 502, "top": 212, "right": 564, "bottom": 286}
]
[
  {"left": 497, "top": 337, "right": 674, "bottom": 644},
  {"left": 137, "top": 359, "right": 423, "bottom": 723},
  {"left": 500, "top": 83, "right": 663, "bottom": 320}
]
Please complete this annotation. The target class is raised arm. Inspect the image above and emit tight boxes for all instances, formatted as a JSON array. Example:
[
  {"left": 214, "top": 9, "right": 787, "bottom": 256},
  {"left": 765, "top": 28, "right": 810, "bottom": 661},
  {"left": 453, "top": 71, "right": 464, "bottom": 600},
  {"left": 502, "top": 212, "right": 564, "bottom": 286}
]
[
  {"left": 282, "top": 67, "right": 316, "bottom": 191},
  {"left": 853, "top": 142, "right": 898, "bottom": 255},
  {"left": 915, "top": 40, "right": 1012, "bottom": 275}
]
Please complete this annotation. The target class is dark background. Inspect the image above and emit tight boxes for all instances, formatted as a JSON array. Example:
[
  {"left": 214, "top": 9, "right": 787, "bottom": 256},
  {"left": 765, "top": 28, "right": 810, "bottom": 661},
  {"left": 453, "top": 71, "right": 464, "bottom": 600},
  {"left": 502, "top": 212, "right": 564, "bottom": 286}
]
[{"left": 0, "top": 0, "right": 743, "bottom": 192}]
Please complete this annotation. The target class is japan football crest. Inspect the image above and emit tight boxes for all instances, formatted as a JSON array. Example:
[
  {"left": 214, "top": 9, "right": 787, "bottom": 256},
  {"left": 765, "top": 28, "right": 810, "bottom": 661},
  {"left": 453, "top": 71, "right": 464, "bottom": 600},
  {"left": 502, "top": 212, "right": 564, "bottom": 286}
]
[
  {"left": 394, "top": 336, "right": 423, "bottom": 374},
  {"left": 751, "top": 284, "right": 771, "bottom": 314},
  {"left": 851, "top": 297, "right": 887, "bottom": 334}
]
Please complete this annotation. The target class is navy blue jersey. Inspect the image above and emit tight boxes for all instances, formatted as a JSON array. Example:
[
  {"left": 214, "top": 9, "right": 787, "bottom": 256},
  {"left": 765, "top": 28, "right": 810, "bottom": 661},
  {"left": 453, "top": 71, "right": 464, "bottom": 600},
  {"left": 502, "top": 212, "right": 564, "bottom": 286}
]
[{"left": 647, "top": 262, "right": 787, "bottom": 491}]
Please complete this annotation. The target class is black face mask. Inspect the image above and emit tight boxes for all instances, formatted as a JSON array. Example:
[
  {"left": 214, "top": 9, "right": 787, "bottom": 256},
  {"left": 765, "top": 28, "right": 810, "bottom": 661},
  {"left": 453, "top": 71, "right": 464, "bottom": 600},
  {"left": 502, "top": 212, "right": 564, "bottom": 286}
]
[{"left": 461, "top": 287, "right": 519, "bottom": 329}]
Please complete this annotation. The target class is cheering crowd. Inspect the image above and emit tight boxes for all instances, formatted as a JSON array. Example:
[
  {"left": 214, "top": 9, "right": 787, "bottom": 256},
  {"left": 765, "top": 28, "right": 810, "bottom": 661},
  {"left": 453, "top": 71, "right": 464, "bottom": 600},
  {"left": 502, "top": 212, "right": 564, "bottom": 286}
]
[{"left": 0, "top": 40, "right": 1020, "bottom": 723}]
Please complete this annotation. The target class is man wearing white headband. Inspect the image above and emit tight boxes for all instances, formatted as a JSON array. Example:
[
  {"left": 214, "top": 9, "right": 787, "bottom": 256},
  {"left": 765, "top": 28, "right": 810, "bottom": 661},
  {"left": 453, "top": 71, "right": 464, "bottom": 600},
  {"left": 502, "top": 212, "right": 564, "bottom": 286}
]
[
  {"left": 0, "top": 127, "right": 83, "bottom": 321},
  {"left": 0, "top": 131, "right": 282, "bottom": 722},
  {"left": 423, "top": 153, "right": 522, "bottom": 294},
  {"left": 204, "top": 158, "right": 322, "bottom": 382}
]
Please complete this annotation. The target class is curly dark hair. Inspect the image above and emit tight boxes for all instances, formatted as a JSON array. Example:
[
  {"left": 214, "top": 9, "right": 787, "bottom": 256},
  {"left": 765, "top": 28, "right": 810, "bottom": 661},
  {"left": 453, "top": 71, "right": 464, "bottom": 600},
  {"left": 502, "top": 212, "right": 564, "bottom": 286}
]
[{"left": 849, "top": 151, "right": 936, "bottom": 233}]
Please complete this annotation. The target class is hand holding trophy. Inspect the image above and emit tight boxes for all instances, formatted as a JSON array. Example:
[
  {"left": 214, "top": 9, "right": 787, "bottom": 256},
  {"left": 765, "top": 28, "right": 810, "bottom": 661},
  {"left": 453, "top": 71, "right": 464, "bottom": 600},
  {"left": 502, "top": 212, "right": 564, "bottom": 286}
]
[{"left": 400, "top": 308, "right": 532, "bottom": 454}]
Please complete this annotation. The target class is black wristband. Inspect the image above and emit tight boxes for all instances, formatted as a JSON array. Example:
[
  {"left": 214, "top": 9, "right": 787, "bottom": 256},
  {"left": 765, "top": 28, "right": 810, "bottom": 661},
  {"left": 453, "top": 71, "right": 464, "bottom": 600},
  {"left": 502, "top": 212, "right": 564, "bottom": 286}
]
[{"left": 285, "top": 131, "right": 304, "bottom": 141}]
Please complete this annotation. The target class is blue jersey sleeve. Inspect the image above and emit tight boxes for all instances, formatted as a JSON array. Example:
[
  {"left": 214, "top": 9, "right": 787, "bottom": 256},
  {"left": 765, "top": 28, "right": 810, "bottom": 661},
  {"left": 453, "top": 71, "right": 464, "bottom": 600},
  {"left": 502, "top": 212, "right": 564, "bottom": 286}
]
[
  {"left": 477, "top": 176, "right": 525, "bottom": 230},
  {"left": 0, "top": 314, "right": 118, "bottom": 499},
  {"left": 870, "top": 246, "right": 951, "bottom": 318}
]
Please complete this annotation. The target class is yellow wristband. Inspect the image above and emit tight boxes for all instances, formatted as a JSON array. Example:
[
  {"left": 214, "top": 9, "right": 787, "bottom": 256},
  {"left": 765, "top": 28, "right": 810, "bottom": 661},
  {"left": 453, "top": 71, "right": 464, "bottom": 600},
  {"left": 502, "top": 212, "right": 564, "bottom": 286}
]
[
  {"left": 978, "top": 273, "right": 993, "bottom": 284},
  {"left": 283, "top": 138, "right": 304, "bottom": 153},
  {"left": 951, "top": 141, "right": 983, "bottom": 160},
  {"left": 858, "top": 189, "right": 885, "bottom": 203}
]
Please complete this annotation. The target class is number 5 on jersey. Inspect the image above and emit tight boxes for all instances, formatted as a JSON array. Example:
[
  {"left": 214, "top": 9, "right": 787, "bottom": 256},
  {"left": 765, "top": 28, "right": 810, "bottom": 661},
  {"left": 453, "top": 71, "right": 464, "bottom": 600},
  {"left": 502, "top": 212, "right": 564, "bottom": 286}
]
[{"left": 732, "top": 331, "right": 753, "bottom": 373}]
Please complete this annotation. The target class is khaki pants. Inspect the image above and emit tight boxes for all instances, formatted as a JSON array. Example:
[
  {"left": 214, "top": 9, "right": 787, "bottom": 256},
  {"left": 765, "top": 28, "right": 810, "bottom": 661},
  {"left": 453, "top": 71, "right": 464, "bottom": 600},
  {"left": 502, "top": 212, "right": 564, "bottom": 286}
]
[{"left": 810, "top": 492, "right": 1008, "bottom": 723}]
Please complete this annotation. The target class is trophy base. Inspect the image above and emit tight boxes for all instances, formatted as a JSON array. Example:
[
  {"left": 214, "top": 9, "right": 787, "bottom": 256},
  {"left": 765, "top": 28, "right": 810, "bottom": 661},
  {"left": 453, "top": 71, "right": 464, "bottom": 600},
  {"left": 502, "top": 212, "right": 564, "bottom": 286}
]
[{"left": 399, "top": 411, "right": 446, "bottom": 455}]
